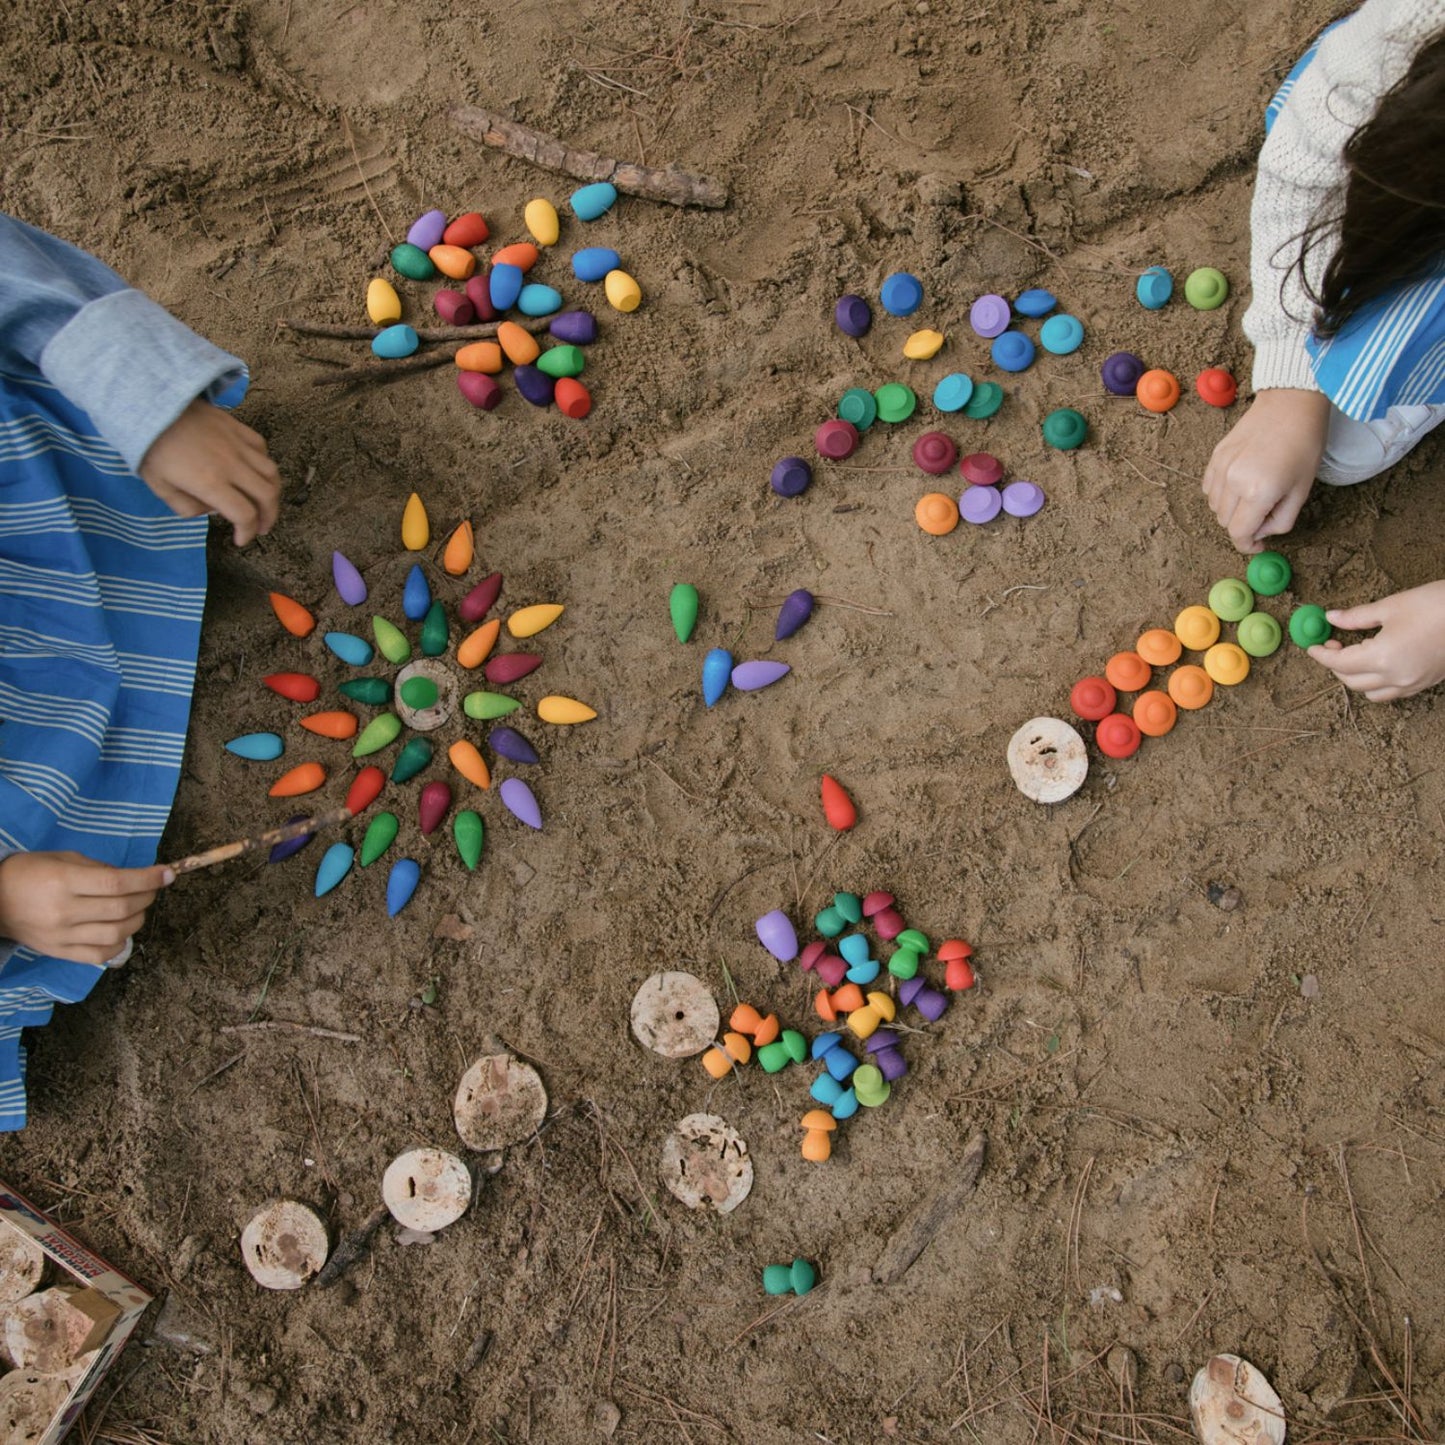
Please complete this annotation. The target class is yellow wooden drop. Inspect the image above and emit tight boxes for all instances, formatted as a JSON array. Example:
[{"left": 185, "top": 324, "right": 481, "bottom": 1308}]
[
  {"left": 401, "top": 493, "right": 429, "bottom": 551},
  {"left": 604, "top": 269, "right": 642, "bottom": 314},
  {"left": 538, "top": 695, "right": 597, "bottom": 725},
  {"left": 903, "top": 329, "right": 945, "bottom": 360},
  {"left": 443, "top": 521, "right": 474, "bottom": 576},
  {"left": 457, "top": 618, "right": 501, "bottom": 669},
  {"left": 507, "top": 603, "right": 564, "bottom": 639},
  {"left": 524, "top": 198, "right": 560, "bottom": 247},
  {"left": 366, "top": 278, "right": 402, "bottom": 325},
  {"left": 448, "top": 739, "right": 492, "bottom": 790}
]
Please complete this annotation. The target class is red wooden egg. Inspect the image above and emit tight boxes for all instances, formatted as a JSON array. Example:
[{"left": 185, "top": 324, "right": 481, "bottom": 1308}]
[
  {"left": 263, "top": 672, "right": 321, "bottom": 703},
  {"left": 820, "top": 774, "right": 857, "bottom": 830},
  {"left": 345, "top": 765, "right": 385, "bottom": 815},
  {"left": 419, "top": 780, "right": 453, "bottom": 835}
]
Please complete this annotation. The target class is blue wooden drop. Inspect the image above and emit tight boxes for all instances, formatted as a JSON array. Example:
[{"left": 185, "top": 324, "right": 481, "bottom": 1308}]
[
  {"left": 324, "top": 631, "right": 375, "bottom": 667},
  {"left": 517, "top": 283, "right": 562, "bottom": 317},
  {"left": 386, "top": 858, "right": 422, "bottom": 917},
  {"left": 570, "top": 182, "right": 618, "bottom": 221},
  {"left": 702, "top": 648, "right": 732, "bottom": 708},
  {"left": 571, "top": 248, "right": 620, "bottom": 283},
  {"left": 225, "top": 732, "right": 283, "bottom": 761},
  {"left": 371, "top": 324, "right": 418, "bottom": 359},
  {"left": 269, "top": 814, "right": 311, "bottom": 864},
  {"left": 314, "top": 843, "right": 354, "bottom": 898},
  {"left": 488, "top": 262, "right": 524, "bottom": 311},
  {"left": 403, "top": 564, "right": 432, "bottom": 622}
]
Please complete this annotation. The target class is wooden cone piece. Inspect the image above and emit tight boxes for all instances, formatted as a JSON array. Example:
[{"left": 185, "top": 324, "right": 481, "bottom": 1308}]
[
  {"left": 381, "top": 1148, "right": 472, "bottom": 1232},
  {"left": 1189, "top": 1354, "right": 1286, "bottom": 1445},
  {"left": 0, "top": 1287, "right": 118, "bottom": 1373},
  {"left": 240, "top": 1200, "right": 330, "bottom": 1291},
  {"left": 659, "top": 1113, "right": 753, "bottom": 1215},
  {"left": 1007, "top": 716, "right": 1089, "bottom": 804},
  {"left": 0, "top": 1369, "right": 75, "bottom": 1444},
  {"left": 0, "top": 1226, "right": 45, "bottom": 1306},
  {"left": 453, "top": 1054, "right": 549, "bottom": 1151},
  {"left": 630, "top": 972, "right": 719, "bottom": 1059}
]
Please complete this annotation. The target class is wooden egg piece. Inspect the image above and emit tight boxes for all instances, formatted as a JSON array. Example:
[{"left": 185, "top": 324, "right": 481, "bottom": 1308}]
[
  {"left": 659, "top": 1113, "right": 753, "bottom": 1215},
  {"left": 453, "top": 1054, "right": 548, "bottom": 1151},
  {"left": 0, "top": 1227, "right": 45, "bottom": 1306},
  {"left": 630, "top": 972, "right": 720, "bottom": 1059},
  {"left": 381, "top": 1148, "right": 472, "bottom": 1232},
  {"left": 1189, "top": 1355, "right": 1285, "bottom": 1445},
  {"left": 1006, "top": 716, "right": 1088, "bottom": 804},
  {"left": 240, "top": 1199, "right": 329, "bottom": 1291}
]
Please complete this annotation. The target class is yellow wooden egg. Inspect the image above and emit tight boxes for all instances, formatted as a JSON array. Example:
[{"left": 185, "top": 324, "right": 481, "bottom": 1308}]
[
  {"left": 604, "top": 269, "right": 642, "bottom": 314},
  {"left": 524, "top": 198, "right": 560, "bottom": 247},
  {"left": 401, "top": 492, "right": 429, "bottom": 551},
  {"left": 903, "top": 329, "right": 945, "bottom": 360},
  {"left": 443, "top": 521, "right": 474, "bottom": 576},
  {"left": 507, "top": 603, "right": 564, "bottom": 638},
  {"left": 366, "top": 278, "right": 402, "bottom": 325},
  {"left": 538, "top": 695, "right": 597, "bottom": 725}
]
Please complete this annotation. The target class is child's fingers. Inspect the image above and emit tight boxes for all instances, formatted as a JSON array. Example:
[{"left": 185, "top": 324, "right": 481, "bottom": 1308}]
[
  {"left": 1308, "top": 642, "right": 1383, "bottom": 690},
  {"left": 72, "top": 862, "right": 173, "bottom": 896},
  {"left": 1326, "top": 602, "right": 1386, "bottom": 631}
]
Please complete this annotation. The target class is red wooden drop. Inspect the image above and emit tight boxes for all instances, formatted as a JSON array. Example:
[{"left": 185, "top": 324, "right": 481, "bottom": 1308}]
[
  {"left": 484, "top": 652, "right": 542, "bottom": 685},
  {"left": 419, "top": 780, "right": 452, "bottom": 835},
  {"left": 442, "top": 211, "right": 489, "bottom": 248},
  {"left": 435, "top": 290, "right": 476, "bottom": 326},
  {"left": 459, "top": 572, "right": 503, "bottom": 623},
  {"left": 263, "top": 672, "right": 321, "bottom": 703},
  {"left": 345, "top": 765, "right": 385, "bottom": 815},
  {"left": 465, "top": 273, "right": 497, "bottom": 322},
  {"left": 820, "top": 774, "right": 857, "bottom": 830}
]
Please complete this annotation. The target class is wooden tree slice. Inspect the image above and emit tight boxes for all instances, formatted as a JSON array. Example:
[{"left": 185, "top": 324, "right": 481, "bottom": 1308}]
[
  {"left": 1189, "top": 1354, "right": 1286, "bottom": 1445},
  {"left": 0, "top": 1288, "right": 107, "bottom": 1373},
  {"left": 240, "top": 1200, "right": 329, "bottom": 1291},
  {"left": 453, "top": 1054, "right": 548, "bottom": 1151},
  {"left": 659, "top": 1113, "right": 752, "bottom": 1214},
  {"left": 1007, "top": 716, "right": 1088, "bottom": 804},
  {"left": 394, "top": 658, "right": 459, "bottom": 732},
  {"left": 382, "top": 1148, "right": 472, "bottom": 1231},
  {"left": 630, "top": 972, "right": 719, "bottom": 1059},
  {"left": 0, "top": 1369, "right": 74, "bottom": 1444},
  {"left": 0, "top": 1227, "right": 45, "bottom": 1306}
]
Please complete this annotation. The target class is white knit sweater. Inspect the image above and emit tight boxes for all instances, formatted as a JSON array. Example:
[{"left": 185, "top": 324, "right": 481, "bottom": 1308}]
[{"left": 1244, "top": 0, "right": 1445, "bottom": 394}]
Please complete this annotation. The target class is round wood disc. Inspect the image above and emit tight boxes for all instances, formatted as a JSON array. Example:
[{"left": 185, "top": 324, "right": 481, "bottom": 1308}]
[
  {"left": 453, "top": 1054, "right": 548, "bottom": 1151},
  {"left": 1, "top": 1288, "right": 100, "bottom": 1373},
  {"left": 394, "top": 658, "right": 459, "bottom": 732},
  {"left": 382, "top": 1148, "right": 472, "bottom": 1232},
  {"left": 659, "top": 1113, "right": 752, "bottom": 1214},
  {"left": 240, "top": 1199, "right": 329, "bottom": 1291},
  {"left": 1189, "top": 1354, "right": 1285, "bottom": 1445},
  {"left": 1007, "top": 716, "right": 1088, "bottom": 804},
  {"left": 0, "top": 1370, "right": 73, "bottom": 1444},
  {"left": 630, "top": 972, "right": 719, "bottom": 1059},
  {"left": 0, "top": 1228, "right": 45, "bottom": 1306}
]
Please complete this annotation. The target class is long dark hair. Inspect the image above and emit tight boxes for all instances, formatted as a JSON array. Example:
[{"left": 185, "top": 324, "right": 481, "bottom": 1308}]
[{"left": 1298, "top": 26, "right": 1445, "bottom": 337}]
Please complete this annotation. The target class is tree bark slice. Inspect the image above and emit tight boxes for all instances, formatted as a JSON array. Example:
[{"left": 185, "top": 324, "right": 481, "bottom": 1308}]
[
  {"left": 447, "top": 105, "right": 728, "bottom": 210},
  {"left": 872, "top": 1131, "right": 987, "bottom": 1286}
]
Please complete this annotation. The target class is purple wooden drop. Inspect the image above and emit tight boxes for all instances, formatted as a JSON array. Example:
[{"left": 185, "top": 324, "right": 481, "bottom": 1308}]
[
  {"left": 332, "top": 551, "right": 367, "bottom": 606},
  {"left": 435, "top": 290, "right": 476, "bottom": 326},
  {"left": 549, "top": 310, "right": 598, "bottom": 345},
  {"left": 514, "top": 364, "right": 555, "bottom": 407},
  {"left": 488, "top": 726, "right": 539, "bottom": 764},
  {"left": 755, "top": 909, "right": 798, "bottom": 962},
  {"left": 419, "top": 781, "right": 452, "bottom": 835},
  {"left": 465, "top": 273, "right": 498, "bottom": 322},
  {"left": 458, "top": 372, "right": 502, "bottom": 410},
  {"left": 774, "top": 589, "right": 814, "bottom": 641},
  {"left": 484, "top": 653, "right": 542, "bottom": 685},
  {"left": 269, "top": 814, "right": 313, "bottom": 864},
  {"left": 407, "top": 208, "right": 446, "bottom": 250},
  {"left": 731, "top": 660, "right": 791, "bottom": 691},
  {"left": 500, "top": 777, "right": 543, "bottom": 829},
  {"left": 459, "top": 573, "right": 502, "bottom": 623}
]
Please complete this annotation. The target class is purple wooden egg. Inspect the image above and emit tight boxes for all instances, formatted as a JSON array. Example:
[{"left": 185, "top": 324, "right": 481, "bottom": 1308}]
[
  {"left": 269, "top": 814, "right": 313, "bottom": 864},
  {"left": 500, "top": 777, "right": 542, "bottom": 829},
  {"left": 419, "top": 780, "right": 452, "bottom": 835},
  {"left": 755, "top": 909, "right": 798, "bottom": 963},
  {"left": 815, "top": 954, "right": 847, "bottom": 988},
  {"left": 514, "top": 364, "right": 555, "bottom": 407},
  {"left": 488, "top": 726, "right": 539, "bottom": 764},
  {"left": 731, "top": 660, "right": 791, "bottom": 691},
  {"left": 549, "top": 310, "right": 598, "bottom": 345},
  {"left": 484, "top": 653, "right": 542, "bottom": 685},
  {"left": 465, "top": 273, "right": 497, "bottom": 322},
  {"left": 332, "top": 551, "right": 367, "bottom": 606},
  {"left": 459, "top": 572, "right": 502, "bottom": 623},
  {"left": 435, "top": 290, "right": 476, "bottom": 326},
  {"left": 774, "top": 589, "right": 814, "bottom": 641},
  {"left": 407, "top": 208, "right": 447, "bottom": 250},
  {"left": 458, "top": 372, "right": 502, "bottom": 410}
]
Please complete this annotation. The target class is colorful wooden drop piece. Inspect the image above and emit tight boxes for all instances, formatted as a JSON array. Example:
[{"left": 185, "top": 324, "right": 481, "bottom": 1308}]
[
  {"left": 345, "top": 765, "right": 385, "bottom": 814},
  {"left": 268, "top": 814, "right": 312, "bottom": 863},
  {"left": 489, "top": 726, "right": 539, "bottom": 764},
  {"left": 537, "top": 696, "right": 596, "bottom": 724},
  {"left": 459, "top": 573, "right": 502, "bottom": 623},
  {"left": 457, "top": 619, "right": 501, "bottom": 670},
  {"left": 820, "top": 774, "right": 857, "bottom": 830},
  {"left": 339, "top": 678, "right": 392, "bottom": 706},
  {"left": 270, "top": 592, "right": 315, "bottom": 637},
  {"left": 263, "top": 672, "right": 320, "bottom": 703},
  {"left": 360, "top": 811, "right": 399, "bottom": 866},
  {"left": 499, "top": 777, "right": 543, "bottom": 830},
  {"left": 225, "top": 732, "right": 283, "bottom": 761},
  {"left": 731, "top": 660, "right": 790, "bottom": 691},
  {"left": 314, "top": 843, "right": 354, "bottom": 898},
  {"left": 403, "top": 565, "right": 432, "bottom": 622},
  {"left": 449, "top": 739, "right": 491, "bottom": 790},
  {"left": 391, "top": 737, "right": 433, "bottom": 783},
  {"left": 507, "top": 604, "right": 564, "bottom": 639},
  {"left": 324, "top": 632, "right": 374, "bottom": 667},
  {"left": 386, "top": 859, "right": 421, "bottom": 917},
  {"left": 299, "top": 711, "right": 359, "bottom": 740},
  {"left": 402, "top": 493, "right": 429, "bottom": 551},
  {"left": 453, "top": 810, "right": 484, "bottom": 870},
  {"left": 462, "top": 693, "right": 515, "bottom": 723},
  {"left": 332, "top": 552, "right": 367, "bottom": 605},
  {"left": 670, "top": 584, "right": 699, "bottom": 642},
  {"left": 419, "top": 781, "right": 452, "bottom": 835},
  {"left": 484, "top": 653, "right": 542, "bottom": 684},
  {"left": 703, "top": 648, "right": 732, "bottom": 707},
  {"left": 443, "top": 521, "right": 474, "bottom": 576},
  {"left": 353, "top": 713, "right": 403, "bottom": 757},
  {"left": 420, "top": 602, "right": 449, "bottom": 658},
  {"left": 373, "top": 616, "right": 412, "bottom": 665},
  {"left": 775, "top": 590, "right": 814, "bottom": 641},
  {"left": 269, "top": 761, "right": 326, "bottom": 798}
]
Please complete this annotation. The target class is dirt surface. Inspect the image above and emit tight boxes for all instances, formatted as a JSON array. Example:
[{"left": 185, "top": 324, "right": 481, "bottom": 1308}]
[{"left": 3, "top": 1, "right": 1445, "bottom": 1441}]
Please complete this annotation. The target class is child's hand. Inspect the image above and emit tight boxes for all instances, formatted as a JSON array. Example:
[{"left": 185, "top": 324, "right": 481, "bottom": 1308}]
[
  {"left": 1307, "top": 580, "right": 1445, "bottom": 701},
  {"left": 138, "top": 399, "right": 281, "bottom": 546},
  {"left": 0, "top": 852, "right": 172, "bottom": 966},
  {"left": 1202, "top": 389, "right": 1331, "bottom": 554}
]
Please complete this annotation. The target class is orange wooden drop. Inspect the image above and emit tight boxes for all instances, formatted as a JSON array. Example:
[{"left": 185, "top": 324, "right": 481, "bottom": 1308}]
[
  {"left": 428, "top": 244, "right": 477, "bottom": 280},
  {"left": 443, "top": 522, "right": 475, "bottom": 576},
  {"left": 269, "top": 761, "right": 326, "bottom": 798},
  {"left": 455, "top": 341, "right": 502, "bottom": 374},
  {"left": 448, "top": 739, "right": 492, "bottom": 791},
  {"left": 492, "top": 242, "right": 539, "bottom": 272},
  {"left": 820, "top": 774, "right": 857, "bottom": 830},
  {"left": 497, "top": 321, "right": 540, "bottom": 366},
  {"left": 299, "top": 711, "right": 359, "bottom": 740},
  {"left": 457, "top": 618, "right": 502, "bottom": 669},
  {"left": 269, "top": 592, "right": 315, "bottom": 638}
]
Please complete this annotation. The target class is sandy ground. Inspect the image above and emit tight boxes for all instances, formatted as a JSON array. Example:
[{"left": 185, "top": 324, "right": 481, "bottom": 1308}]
[{"left": 3, "top": 0, "right": 1445, "bottom": 1441}]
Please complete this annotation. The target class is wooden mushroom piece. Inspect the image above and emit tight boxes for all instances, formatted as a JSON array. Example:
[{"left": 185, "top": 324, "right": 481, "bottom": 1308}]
[
  {"left": 453, "top": 1054, "right": 548, "bottom": 1152},
  {"left": 382, "top": 1148, "right": 472, "bottom": 1232},
  {"left": 0, "top": 1286, "right": 117, "bottom": 1373},
  {"left": 630, "top": 971, "right": 720, "bottom": 1059},
  {"left": 0, "top": 1226, "right": 45, "bottom": 1306},
  {"left": 1189, "top": 1354, "right": 1286, "bottom": 1445},
  {"left": 658, "top": 1113, "right": 753, "bottom": 1214},
  {"left": 0, "top": 1369, "right": 75, "bottom": 1444},
  {"left": 240, "top": 1199, "right": 330, "bottom": 1291}
]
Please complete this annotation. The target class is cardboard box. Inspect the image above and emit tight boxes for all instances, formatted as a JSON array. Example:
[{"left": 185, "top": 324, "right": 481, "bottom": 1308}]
[{"left": 0, "top": 1183, "right": 151, "bottom": 1445}]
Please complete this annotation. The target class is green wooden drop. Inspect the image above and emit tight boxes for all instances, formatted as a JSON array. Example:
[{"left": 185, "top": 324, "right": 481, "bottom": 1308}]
[
  {"left": 400, "top": 676, "right": 439, "bottom": 709},
  {"left": 390, "top": 243, "right": 436, "bottom": 281},
  {"left": 420, "top": 601, "right": 449, "bottom": 658},
  {"left": 669, "top": 583, "right": 699, "bottom": 643},
  {"left": 454, "top": 810, "right": 484, "bottom": 870},
  {"left": 339, "top": 678, "right": 392, "bottom": 706},
  {"left": 391, "top": 736, "right": 433, "bottom": 783},
  {"left": 373, "top": 616, "right": 411, "bottom": 665},
  {"left": 360, "top": 812, "right": 399, "bottom": 866},
  {"left": 353, "top": 712, "right": 402, "bottom": 757},
  {"left": 463, "top": 691, "right": 519, "bottom": 720},
  {"left": 535, "top": 344, "right": 586, "bottom": 379}
]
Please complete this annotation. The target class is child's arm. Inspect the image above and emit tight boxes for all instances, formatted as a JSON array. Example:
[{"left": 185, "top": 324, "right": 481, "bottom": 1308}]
[
  {"left": 0, "top": 213, "right": 279, "bottom": 544},
  {"left": 1307, "top": 579, "right": 1445, "bottom": 700}
]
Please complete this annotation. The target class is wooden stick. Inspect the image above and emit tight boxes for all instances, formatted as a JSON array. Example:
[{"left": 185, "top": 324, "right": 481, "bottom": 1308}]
[
  {"left": 448, "top": 105, "right": 727, "bottom": 209},
  {"left": 282, "top": 316, "right": 552, "bottom": 343},
  {"left": 872, "top": 1131, "right": 987, "bottom": 1285},
  {"left": 309, "top": 351, "right": 454, "bottom": 387},
  {"left": 220, "top": 1020, "right": 361, "bottom": 1042},
  {"left": 314, "top": 1204, "right": 389, "bottom": 1288},
  {"left": 166, "top": 807, "right": 352, "bottom": 874}
]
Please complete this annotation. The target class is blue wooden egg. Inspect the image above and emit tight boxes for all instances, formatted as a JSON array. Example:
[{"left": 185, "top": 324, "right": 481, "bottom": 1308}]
[
  {"left": 570, "top": 183, "right": 618, "bottom": 221},
  {"left": 518, "top": 283, "right": 563, "bottom": 317},
  {"left": 371, "top": 324, "right": 418, "bottom": 359}
]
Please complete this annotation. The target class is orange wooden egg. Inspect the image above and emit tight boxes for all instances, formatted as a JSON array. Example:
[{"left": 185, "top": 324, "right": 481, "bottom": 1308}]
[
  {"left": 428, "top": 244, "right": 477, "bottom": 281},
  {"left": 269, "top": 592, "right": 315, "bottom": 638},
  {"left": 299, "top": 711, "right": 359, "bottom": 740},
  {"left": 455, "top": 342, "right": 502, "bottom": 374},
  {"left": 457, "top": 618, "right": 501, "bottom": 669},
  {"left": 497, "top": 321, "right": 540, "bottom": 366},
  {"left": 448, "top": 739, "right": 492, "bottom": 790},
  {"left": 492, "top": 242, "right": 539, "bottom": 272},
  {"left": 269, "top": 761, "right": 326, "bottom": 797},
  {"left": 444, "top": 521, "right": 475, "bottom": 576}
]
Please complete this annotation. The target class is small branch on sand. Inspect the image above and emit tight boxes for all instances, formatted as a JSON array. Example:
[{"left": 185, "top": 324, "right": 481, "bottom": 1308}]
[
  {"left": 281, "top": 317, "right": 551, "bottom": 343},
  {"left": 309, "top": 352, "right": 454, "bottom": 387},
  {"left": 220, "top": 1020, "right": 361, "bottom": 1042}
]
